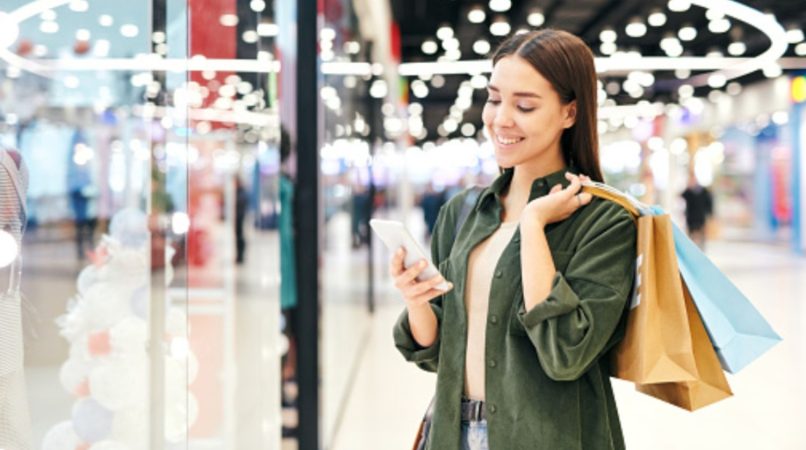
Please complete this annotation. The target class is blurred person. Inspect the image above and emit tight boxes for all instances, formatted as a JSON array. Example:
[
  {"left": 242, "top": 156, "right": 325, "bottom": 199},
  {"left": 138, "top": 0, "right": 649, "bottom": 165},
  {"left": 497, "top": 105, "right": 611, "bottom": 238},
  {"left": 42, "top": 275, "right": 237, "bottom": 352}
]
[
  {"left": 682, "top": 174, "right": 713, "bottom": 249},
  {"left": 67, "top": 131, "right": 95, "bottom": 260},
  {"left": 234, "top": 176, "right": 249, "bottom": 264},
  {"left": 419, "top": 182, "right": 447, "bottom": 238},
  {"left": 391, "top": 30, "right": 636, "bottom": 450},
  {"left": 351, "top": 183, "right": 371, "bottom": 248}
]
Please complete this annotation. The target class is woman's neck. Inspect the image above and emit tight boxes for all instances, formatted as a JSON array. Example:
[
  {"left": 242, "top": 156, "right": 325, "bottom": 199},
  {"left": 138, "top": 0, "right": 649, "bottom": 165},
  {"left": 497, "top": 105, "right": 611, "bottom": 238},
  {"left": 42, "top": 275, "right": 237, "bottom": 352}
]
[{"left": 501, "top": 155, "right": 566, "bottom": 223}]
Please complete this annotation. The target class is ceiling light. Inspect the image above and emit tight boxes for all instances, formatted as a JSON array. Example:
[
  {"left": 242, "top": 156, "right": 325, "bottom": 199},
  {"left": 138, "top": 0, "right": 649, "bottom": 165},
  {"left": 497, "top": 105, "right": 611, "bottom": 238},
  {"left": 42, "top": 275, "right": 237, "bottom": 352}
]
[
  {"left": 708, "top": 73, "right": 727, "bottom": 88},
  {"left": 412, "top": 80, "right": 429, "bottom": 98},
  {"left": 726, "top": 82, "right": 742, "bottom": 95},
  {"left": 471, "top": 74, "right": 488, "bottom": 89},
  {"left": 40, "top": 10, "right": 56, "bottom": 21},
  {"left": 675, "top": 68, "right": 691, "bottom": 79},
  {"left": 600, "top": 42, "right": 617, "bottom": 55},
  {"left": 69, "top": 0, "right": 89, "bottom": 12},
  {"left": 258, "top": 23, "right": 279, "bottom": 37},
  {"left": 727, "top": 41, "right": 746, "bottom": 55},
  {"left": 444, "top": 49, "right": 462, "bottom": 61},
  {"left": 468, "top": 7, "right": 486, "bottom": 24},
  {"left": 787, "top": 27, "right": 805, "bottom": 43},
  {"left": 461, "top": 123, "right": 476, "bottom": 137},
  {"left": 370, "top": 80, "right": 388, "bottom": 98},
  {"left": 678, "top": 25, "right": 697, "bottom": 41},
  {"left": 473, "top": 39, "right": 491, "bottom": 55},
  {"left": 796, "top": 43, "right": 806, "bottom": 56},
  {"left": 489, "top": 0, "right": 511, "bottom": 13},
  {"left": 220, "top": 14, "right": 239, "bottom": 27},
  {"left": 345, "top": 41, "right": 361, "bottom": 54},
  {"left": 40, "top": 21, "right": 59, "bottom": 34},
  {"left": 763, "top": 63, "right": 782, "bottom": 78},
  {"left": 421, "top": 39, "right": 438, "bottom": 55},
  {"left": 490, "top": 18, "right": 510, "bottom": 36},
  {"left": 665, "top": 43, "right": 683, "bottom": 57},
  {"left": 431, "top": 75, "right": 445, "bottom": 88},
  {"left": 442, "top": 38, "right": 460, "bottom": 51},
  {"left": 320, "top": 27, "right": 336, "bottom": 41},
  {"left": 528, "top": 10, "right": 545, "bottom": 27},
  {"left": 708, "top": 18, "right": 731, "bottom": 33},
  {"left": 599, "top": 28, "right": 617, "bottom": 43},
  {"left": 437, "top": 25, "right": 454, "bottom": 40},
  {"left": 75, "top": 29, "right": 90, "bottom": 41},
  {"left": 678, "top": 84, "right": 694, "bottom": 98},
  {"left": 93, "top": 39, "right": 110, "bottom": 57},
  {"left": 99, "top": 15, "right": 113, "bottom": 27},
  {"left": 648, "top": 10, "right": 667, "bottom": 27},
  {"left": 706, "top": 8, "right": 725, "bottom": 20},
  {"left": 250, "top": 0, "right": 266, "bottom": 12},
  {"left": 243, "top": 31, "right": 259, "bottom": 44},
  {"left": 625, "top": 18, "right": 647, "bottom": 38},
  {"left": 120, "top": 24, "right": 139, "bottom": 38},
  {"left": 0, "top": 13, "right": 19, "bottom": 48},
  {"left": 64, "top": 76, "right": 80, "bottom": 89},
  {"left": 153, "top": 31, "right": 166, "bottom": 44},
  {"left": 668, "top": 0, "right": 691, "bottom": 13}
]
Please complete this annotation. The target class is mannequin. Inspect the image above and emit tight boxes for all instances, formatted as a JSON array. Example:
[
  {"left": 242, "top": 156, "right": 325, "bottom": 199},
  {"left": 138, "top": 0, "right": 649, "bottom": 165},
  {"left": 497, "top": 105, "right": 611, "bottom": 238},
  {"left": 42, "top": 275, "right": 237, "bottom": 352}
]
[{"left": 0, "top": 148, "right": 31, "bottom": 449}]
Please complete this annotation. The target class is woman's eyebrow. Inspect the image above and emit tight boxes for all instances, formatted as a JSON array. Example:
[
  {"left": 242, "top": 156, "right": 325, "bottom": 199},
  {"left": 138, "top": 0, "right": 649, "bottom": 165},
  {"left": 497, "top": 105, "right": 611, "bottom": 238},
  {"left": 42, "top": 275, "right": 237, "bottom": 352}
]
[{"left": 487, "top": 84, "right": 542, "bottom": 98}]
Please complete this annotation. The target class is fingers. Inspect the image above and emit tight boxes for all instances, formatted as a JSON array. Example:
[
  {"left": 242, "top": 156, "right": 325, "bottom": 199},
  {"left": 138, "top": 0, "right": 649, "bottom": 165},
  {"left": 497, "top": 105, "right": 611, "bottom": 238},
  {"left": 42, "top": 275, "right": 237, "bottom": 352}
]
[
  {"left": 404, "top": 275, "right": 451, "bottom": 298},
  {"left": 407, "top": 283, "right": 454, "bottom": 306},
  {"left": 389, "top": 247, "right": 406, "bottom": 276},
  {"left": 549, "top": 183, "right": 563, "bottom": 194},
  {"left": 394, "top": 258, "right": 429, "bottom": 288}
]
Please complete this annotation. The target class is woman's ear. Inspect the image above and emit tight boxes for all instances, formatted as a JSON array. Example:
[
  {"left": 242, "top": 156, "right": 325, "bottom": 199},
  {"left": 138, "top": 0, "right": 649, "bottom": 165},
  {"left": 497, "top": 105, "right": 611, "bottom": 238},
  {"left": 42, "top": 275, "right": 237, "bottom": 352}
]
[{"left": 563, "top": 100, "right": 577, "bottom": 129}]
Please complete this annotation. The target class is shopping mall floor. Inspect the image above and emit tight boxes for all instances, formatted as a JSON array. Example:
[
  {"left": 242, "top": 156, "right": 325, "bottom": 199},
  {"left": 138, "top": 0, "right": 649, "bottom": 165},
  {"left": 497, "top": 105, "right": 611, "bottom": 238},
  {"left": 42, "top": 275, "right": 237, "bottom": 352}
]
[{"left": 21, "top": 216, "right": 806, "bottom": 450}]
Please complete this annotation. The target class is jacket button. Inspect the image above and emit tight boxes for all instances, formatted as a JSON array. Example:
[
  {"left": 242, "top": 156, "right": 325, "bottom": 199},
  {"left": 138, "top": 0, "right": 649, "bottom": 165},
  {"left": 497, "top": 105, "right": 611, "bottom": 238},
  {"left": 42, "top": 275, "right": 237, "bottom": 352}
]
[
  {"left": 489, "top": 315, "right": 498, "bottom": 324},
  {"left": 488, "top": 404, "right": 497, "bottom": 414},
  {"left": 489, "top": 359, "right": 497, "bottom": 368},
  {"left": 494, "top": 270, "right": 503, "bottom": 278}
]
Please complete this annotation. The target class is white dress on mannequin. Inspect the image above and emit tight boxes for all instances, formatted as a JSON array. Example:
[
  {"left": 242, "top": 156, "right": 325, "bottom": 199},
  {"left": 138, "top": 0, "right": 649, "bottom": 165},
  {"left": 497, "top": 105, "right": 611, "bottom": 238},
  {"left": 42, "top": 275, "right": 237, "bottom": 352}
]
[{"left": 0, "top": 148, "right": 32, "bottom": 449}]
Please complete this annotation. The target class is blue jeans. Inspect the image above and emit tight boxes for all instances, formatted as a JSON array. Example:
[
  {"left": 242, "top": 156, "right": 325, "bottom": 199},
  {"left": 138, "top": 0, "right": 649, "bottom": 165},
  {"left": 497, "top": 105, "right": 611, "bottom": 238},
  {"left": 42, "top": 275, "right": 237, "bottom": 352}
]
[{"left": 460, "top": 419, "right": 489, "bottom": 450}]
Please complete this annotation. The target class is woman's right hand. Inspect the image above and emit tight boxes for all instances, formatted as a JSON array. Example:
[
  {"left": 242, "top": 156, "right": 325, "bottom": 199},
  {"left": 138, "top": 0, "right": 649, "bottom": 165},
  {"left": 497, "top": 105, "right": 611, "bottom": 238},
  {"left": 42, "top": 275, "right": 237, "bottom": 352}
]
[{"left": 389, "top": 247, "right": 453, "bottom": 308}]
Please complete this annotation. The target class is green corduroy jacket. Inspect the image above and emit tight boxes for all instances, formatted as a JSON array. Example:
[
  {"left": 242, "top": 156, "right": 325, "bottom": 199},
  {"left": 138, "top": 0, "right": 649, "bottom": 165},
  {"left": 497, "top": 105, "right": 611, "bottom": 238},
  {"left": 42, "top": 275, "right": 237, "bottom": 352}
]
[{"left": 394, "top": 167, "right": 637, "bottom": 450}]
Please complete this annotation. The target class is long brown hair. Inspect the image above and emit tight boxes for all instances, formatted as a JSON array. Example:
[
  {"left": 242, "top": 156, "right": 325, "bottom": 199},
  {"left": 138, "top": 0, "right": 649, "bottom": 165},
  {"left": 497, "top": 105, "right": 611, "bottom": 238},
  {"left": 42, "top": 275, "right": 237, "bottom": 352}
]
[{"left": 492, "top": 29, "right": 603, "bottom": 182}]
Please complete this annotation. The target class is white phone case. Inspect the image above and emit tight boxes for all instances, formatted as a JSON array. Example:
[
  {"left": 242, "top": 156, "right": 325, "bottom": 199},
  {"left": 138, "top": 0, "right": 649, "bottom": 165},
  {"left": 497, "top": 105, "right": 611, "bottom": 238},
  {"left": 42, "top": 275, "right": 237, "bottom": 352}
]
[{"left": 369, "top": 219, "right": 449, "bottom": 291}]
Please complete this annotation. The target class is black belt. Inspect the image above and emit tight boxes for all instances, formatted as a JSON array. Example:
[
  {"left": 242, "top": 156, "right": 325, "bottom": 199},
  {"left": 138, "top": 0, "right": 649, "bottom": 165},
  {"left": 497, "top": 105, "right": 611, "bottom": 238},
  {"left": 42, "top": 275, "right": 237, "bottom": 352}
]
[{"left": 460, "top": 398, "right": 486, "bottom": 422}]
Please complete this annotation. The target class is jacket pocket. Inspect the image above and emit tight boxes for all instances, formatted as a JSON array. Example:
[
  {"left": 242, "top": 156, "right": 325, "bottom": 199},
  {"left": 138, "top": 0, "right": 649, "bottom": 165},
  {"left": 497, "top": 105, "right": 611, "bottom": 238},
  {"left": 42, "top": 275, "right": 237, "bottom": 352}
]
[{"left": 508, "top": 251, "right": 574, "bottom": 336}]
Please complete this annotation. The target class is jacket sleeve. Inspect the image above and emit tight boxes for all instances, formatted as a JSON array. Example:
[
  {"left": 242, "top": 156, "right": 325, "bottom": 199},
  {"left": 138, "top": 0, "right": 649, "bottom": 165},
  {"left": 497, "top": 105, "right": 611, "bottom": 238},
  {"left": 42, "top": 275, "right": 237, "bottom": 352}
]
[
  {"left": 392, "top": 196, "right": 458, "bottom": 372},
  {"left": 517, "top": 203, "right": 636, "bottom": 381}
]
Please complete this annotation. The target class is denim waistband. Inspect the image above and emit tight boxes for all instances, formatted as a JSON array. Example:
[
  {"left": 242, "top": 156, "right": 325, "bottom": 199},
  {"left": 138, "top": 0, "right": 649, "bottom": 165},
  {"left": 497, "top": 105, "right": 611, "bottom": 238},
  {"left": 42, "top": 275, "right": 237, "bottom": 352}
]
[{"left": 460, "top": 397, "right": 486, "bottom": 422}]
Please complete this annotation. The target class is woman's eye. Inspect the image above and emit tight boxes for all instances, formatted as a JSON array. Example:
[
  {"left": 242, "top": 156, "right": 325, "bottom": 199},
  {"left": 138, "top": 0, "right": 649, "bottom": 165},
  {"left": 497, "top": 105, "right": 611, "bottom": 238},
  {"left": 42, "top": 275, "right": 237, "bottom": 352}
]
[
  {"left": 518, "top": 106, "right": 536, "bottom": 112},
  {"left": 486, "top": 99, "right": 501, "bottom": 105}
]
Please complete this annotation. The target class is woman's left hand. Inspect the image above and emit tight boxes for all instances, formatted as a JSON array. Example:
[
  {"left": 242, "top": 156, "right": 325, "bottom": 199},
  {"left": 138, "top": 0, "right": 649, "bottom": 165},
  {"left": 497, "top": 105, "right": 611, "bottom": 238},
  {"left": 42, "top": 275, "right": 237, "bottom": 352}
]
[{"left": 521, "top": 172, "right": 593, "bottom": 227}]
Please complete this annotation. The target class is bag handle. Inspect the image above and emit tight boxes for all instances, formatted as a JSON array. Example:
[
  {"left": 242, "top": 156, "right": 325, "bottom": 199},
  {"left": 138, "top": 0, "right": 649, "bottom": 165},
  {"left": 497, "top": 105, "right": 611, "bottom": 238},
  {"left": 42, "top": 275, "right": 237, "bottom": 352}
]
[{"left": 581, "top": 181, "right": 646, "bottom": 218}]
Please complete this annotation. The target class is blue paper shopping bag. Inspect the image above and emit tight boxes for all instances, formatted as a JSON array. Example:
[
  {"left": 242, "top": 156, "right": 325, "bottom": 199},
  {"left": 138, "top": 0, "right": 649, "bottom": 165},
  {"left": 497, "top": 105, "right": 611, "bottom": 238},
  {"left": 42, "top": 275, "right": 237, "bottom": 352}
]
[{"left": 672, "top": 224, "right": 781, "bottom": 373}]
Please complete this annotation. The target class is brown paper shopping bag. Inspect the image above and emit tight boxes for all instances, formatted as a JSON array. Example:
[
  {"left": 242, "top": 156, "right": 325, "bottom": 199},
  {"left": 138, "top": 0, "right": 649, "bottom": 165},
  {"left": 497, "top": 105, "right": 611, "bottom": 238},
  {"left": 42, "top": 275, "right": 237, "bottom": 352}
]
[
  {"left": 636, "top": 283, "right": 733, "bottom": 411},
  {"left": 610, "top": 213, "right": 699, "bottom": 384}
]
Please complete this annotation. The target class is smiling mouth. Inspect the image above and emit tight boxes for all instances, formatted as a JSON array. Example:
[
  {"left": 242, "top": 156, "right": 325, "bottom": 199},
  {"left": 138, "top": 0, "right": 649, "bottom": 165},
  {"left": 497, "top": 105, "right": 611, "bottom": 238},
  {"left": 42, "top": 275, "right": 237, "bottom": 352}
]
[{"left": 496, "top": 135, "right": 525, "bottom": 145}]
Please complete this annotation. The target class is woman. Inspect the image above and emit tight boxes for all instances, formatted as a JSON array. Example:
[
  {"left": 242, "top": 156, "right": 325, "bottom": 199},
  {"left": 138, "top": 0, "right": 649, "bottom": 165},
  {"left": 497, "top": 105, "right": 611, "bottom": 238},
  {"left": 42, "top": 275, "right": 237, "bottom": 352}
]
[{"left": 392, "top": 29, "right": 637, "bottom": 450}]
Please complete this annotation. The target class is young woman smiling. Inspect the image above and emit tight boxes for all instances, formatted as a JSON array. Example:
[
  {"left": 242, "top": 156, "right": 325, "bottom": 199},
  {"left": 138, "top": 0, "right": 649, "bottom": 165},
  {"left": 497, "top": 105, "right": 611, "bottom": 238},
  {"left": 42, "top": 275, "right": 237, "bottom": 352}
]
[{"left": 392, "top": 29, "right": 637, "bottom": 450}]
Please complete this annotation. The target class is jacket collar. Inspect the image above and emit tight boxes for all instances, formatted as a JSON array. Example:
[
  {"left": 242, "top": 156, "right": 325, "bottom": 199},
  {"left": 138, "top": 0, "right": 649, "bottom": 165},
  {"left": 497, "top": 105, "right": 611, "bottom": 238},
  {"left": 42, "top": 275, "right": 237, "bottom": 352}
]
[{"left": 477, "top": 166, "right": 578, "bottom": 212}]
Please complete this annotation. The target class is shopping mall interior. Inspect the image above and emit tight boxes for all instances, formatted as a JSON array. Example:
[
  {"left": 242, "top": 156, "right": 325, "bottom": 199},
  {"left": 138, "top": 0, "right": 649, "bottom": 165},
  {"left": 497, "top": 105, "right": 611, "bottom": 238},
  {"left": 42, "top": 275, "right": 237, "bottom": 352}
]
[{"left": 0, "top": 0, "right": 805, "bottom": 449}]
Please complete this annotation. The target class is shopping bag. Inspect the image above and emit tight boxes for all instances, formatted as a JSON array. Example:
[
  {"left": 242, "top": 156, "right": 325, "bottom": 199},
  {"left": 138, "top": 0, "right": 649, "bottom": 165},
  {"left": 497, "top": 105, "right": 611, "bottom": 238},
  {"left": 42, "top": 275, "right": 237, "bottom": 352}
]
[
  {"left": 581, "top": 184, "right": 699, "bottom": 384},
  {"left": 672, "top": 224, "right": 781, "bottom": 373},
  {"left": 636, "top": 283, "right": 733, "bottom": 411},
  {"left": 609, "top": 212, "right": 700, "bottom": 384}
]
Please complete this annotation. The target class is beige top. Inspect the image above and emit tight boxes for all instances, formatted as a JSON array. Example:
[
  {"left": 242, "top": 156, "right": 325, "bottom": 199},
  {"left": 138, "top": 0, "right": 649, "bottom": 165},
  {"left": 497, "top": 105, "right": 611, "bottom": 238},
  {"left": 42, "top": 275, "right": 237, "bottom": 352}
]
[{"left": 463, "top": 220, "right": 519, "bottom": 401}]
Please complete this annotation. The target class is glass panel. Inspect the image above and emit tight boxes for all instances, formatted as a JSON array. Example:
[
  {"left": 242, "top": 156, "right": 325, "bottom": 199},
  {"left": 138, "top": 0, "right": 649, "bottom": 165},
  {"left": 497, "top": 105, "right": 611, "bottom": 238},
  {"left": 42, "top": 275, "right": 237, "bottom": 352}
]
[{"left": 2, "top": 1, "right": 281, "bottom": 449}]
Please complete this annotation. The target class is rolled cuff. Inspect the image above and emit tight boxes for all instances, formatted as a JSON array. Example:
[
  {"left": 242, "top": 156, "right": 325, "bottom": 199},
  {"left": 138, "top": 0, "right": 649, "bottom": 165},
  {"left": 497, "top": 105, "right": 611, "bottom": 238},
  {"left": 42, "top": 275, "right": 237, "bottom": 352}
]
[
  {"left": 393, "top": 307, "right": 441, "bottom": 364},
  {"left": 518, "top": 272, "right": 581, "bottom": 328}
]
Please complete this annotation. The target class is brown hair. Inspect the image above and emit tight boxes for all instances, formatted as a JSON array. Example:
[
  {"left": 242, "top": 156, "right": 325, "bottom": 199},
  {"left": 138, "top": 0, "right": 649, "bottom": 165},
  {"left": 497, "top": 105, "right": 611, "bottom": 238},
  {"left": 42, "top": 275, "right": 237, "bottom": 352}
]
[{"left": 493, "top": 29, "right": 603, "bottom": 182}]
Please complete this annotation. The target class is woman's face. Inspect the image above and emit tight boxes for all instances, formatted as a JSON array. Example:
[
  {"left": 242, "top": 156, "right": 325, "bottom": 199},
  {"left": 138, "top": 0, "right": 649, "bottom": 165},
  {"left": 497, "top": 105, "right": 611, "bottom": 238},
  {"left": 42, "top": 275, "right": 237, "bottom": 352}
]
[{"left": 482, "top": 55, "right": 576, "bottom": 171}]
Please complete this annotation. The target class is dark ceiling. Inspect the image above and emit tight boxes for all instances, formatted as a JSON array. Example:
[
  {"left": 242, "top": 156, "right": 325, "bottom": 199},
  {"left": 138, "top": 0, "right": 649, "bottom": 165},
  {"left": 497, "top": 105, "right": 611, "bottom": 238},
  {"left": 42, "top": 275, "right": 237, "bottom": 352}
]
[{"left": 389, "top": 0, "right": 806, "bottom": 142}]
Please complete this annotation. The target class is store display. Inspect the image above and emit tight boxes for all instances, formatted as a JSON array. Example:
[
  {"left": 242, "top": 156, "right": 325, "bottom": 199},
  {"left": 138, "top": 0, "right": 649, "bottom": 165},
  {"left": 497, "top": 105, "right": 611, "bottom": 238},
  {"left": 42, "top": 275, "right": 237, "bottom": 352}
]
[{"left": 49, "top": 207, "right": 198, "bottom": 448}]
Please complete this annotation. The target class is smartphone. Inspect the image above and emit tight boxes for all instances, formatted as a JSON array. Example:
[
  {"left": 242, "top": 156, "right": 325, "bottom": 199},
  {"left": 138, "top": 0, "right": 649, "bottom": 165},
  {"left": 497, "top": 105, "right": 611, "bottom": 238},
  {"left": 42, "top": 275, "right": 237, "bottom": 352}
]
[{"left": 369, "top": 219, "right": 450, "bottom": 292}]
